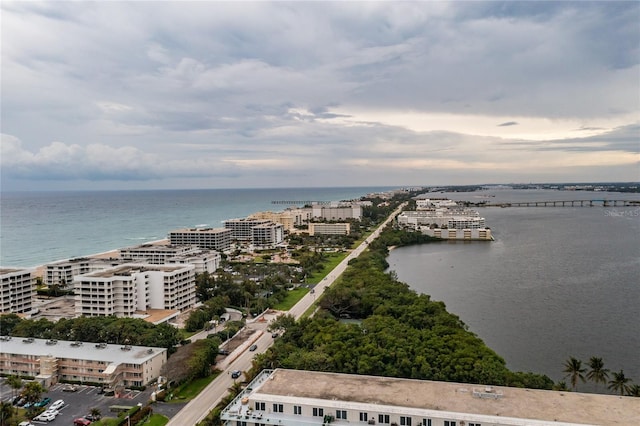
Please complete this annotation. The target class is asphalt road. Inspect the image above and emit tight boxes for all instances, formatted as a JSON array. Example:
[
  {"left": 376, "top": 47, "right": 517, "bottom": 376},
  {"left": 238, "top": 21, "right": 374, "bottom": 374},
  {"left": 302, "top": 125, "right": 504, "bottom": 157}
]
[{"left": 165, "top": 203, "right": 405, "bottom": 426}]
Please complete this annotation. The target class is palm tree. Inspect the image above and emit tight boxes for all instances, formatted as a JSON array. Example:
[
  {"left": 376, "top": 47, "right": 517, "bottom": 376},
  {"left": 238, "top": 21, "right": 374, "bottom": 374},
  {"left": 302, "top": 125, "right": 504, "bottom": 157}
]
[
  {"left": 6, "top": 375, "right": 22, "bottom": 401},
  {"left": 608, "top": 369, "right": 632, "bottom": 396},
  {"left": 627, "top": 384, "right": 640, "bottom": 397},
  {"left": 89, "top": 407, "right": 102, "bottom": 420},
  {"left": 0, "top": 401, "right": 14, "bottom": 425},
  {"left": 563, "top": 357, "right": 586, "bottom": 391},
  {"left": 586, "top": 356, "right": 609, "bottom": 392}
]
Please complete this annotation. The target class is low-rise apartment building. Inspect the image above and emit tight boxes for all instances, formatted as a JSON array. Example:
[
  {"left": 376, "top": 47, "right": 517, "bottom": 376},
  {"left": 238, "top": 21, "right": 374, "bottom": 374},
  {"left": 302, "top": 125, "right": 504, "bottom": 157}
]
[
  {"left": 312, "top": 205, "right": 362, "bottom": 221},
  {"left": 308, "top": 222, "right": 351, "bottom": 236},
  {"left": 397, "top": 210, "right": 486, "bottom": 230},
  {"left": 249, "top": 208, "right": 313, "bottom": 231},
  {"left": 221, "top": 369, "right": 637, "bottom": 426},
  {"left": 0, "top": 268, "right": 35, "bottom": 314},
  {"left": 0, "top": 336, "right": 166, "bottom": 388},
  {"left": 74, "top": 263, "right": 196, "bottom": 317},
  {"left": 421, "top": 228, "right": 493, "bottom": 241}
]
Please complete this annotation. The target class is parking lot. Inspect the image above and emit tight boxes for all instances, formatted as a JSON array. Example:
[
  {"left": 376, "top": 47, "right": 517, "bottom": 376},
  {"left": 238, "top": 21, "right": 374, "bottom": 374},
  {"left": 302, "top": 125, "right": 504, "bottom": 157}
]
[{"left": 1, "top": 379, "right": 153, "bottom": 425}]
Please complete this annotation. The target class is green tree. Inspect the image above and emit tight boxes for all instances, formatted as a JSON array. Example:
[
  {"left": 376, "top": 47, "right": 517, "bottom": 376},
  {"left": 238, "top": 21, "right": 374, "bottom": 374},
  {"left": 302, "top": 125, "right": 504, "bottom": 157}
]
[
  {"left": 563, "top": 357, "right": 586, "bottom": 391},
  {"left": 586, "top": 356, "right": 609, "bottom": 392},
  {"left": 0, "top": 401, "right": 15, "bottom": 426},
  {"left": 22, "top": 381, "right": 44, "bottom": 405},
  {"left": 90, "top": 407, "right": 102, "bottom": 420},
  {"left": 627, "top": 384, "right": 640, "bottom": 397},
  {"left": 6, "top": 375, "right": 22, "bottom": 401},
  {"left": 608, "top": 369, "right": 632, "bottom": 396}
]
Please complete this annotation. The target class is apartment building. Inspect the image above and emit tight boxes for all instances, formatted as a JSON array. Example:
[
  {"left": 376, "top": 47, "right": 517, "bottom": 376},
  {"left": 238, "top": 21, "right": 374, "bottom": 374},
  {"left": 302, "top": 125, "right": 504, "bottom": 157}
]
[
  {"left": 74, "top": 263, "right": 196, "bottom": 317},
  {"left": 249, "top": 208, "right": 313, "bottom": 231},
  {"left": 224, "top": 219, "right": 272, "bottom": 240},
  {"left": 0, "top": 268, "right": 35, "bottom": 314},
  {"left": 308, "top": 222, "right": 351, "bottom": 236},
  {"left": 168, "top": 228, "right": 232, "bottom": 251},
  {"left": 121, "top": 243, "right": 221, "bottom": 274},
  {"left": 397, "top": 210, "right": 486, "bottom": 230},
  {"left": 0, "top": 336, "right": 166, "bottom": 388},
  {"left": 421, "top": 228, "right": 493, "bottom": 241},
  {"left": 45, "top": 257, "right": 121, "bottom": 288},
  {"left": 415, "top": 198, "right": 459, "bottom": 209},
  {"left": 251, "top": 222, "right": 284, "bottom": 248},
  {"left": 221, "top": 369, "right": 637, "bottom": 426},
  {"left": 312, "top": 204, "right": 362, "bottom": 221}
]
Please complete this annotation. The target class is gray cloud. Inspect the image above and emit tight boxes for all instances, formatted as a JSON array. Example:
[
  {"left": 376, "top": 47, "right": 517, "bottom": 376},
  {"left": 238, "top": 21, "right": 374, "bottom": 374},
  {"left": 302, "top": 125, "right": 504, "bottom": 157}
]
[{"left": 1, "top": 1, "right": 638, "bottom": 190}]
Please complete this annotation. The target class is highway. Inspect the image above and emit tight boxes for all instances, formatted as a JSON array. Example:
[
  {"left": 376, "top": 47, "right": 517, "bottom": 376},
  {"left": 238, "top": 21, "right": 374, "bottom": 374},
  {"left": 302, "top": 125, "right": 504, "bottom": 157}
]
[{"left": 165, "top": 202, "right": 405, "bottom": 425}]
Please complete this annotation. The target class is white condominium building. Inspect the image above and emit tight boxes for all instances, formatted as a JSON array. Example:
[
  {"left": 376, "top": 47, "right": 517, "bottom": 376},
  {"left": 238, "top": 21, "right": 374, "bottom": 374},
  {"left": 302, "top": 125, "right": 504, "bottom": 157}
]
[
  {"left": 312, "top": 205, "right": 362, "bottom": 221},
  {"left": 422, "top": 228, "right": 493, "bottom": 241},
  {"left": 169, "top": 228, "right": 232, "bottom": 251},
  {"left": 0, "top": 336, "right": 166, "bottom": 389},
  {"left": 397, "top": 210, "right": 486, "bottom": 230},
  {"left": 121, "top": 243, "right": 221, "bottom": 274},
  {"left": 0, "top": 268, "right": 35, "bottom": 314},
  {"left": 416, "top": 198, "right": 459, "bottom": 209},
  {"left": 250, "top": 208, "right": 313, "bottom": 231},
  {"left": 221, "top": 369, "right": 637, "bottom": 426},
  {"left": 252, "top": 222, "right": 284, "bottom": 248},
  {"left": 224, "top": 218, "right": 272, "bottom": 240},
  {"left": 74, "top": 263, "right": 196, "bottom": 317},
  {"left": 308, "top": 222, "right": 351, "bottom": 236},
  {"left": 45, "top": 257, "right": 121, "bottom": 288}
]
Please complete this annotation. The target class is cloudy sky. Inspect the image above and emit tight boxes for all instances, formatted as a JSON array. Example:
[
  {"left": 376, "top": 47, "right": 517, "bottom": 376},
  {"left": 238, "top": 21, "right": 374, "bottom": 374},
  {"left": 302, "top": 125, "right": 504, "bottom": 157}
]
[{"left": 1, "top": 1, "right": 638, "bottom": 191}]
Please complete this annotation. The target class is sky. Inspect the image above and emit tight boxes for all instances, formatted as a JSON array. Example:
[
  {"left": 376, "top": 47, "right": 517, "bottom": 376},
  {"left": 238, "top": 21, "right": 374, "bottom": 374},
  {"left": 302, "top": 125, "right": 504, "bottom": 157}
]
[{"left": 1, "top": 1, "right": 639, "bottom": 191}]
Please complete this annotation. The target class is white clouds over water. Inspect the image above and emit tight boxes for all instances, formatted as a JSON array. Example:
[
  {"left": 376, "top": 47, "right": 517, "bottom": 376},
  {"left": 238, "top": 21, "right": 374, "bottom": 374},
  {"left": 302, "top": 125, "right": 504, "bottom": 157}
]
[{"left": 1, "top": 1, "right": 638, "bottom": 190}]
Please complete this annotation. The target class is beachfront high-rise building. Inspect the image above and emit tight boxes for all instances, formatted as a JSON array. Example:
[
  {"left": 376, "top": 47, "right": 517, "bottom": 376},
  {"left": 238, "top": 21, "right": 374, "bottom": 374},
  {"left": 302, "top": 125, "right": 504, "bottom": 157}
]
[
  {"left": 120, "top": 243, "right": 221, "bottom": 274},
  {"left": 249, "top": 208, "right": 313, "bottom": 231},
  {"left": 251, "top": 222, "right": 284, "bottom": 248},
  {"left": 311, "top": 204, "right": 362, "bottom": 221},
  {"left": 169, "top": 228, "right": 232, "bottom": 251},
  {"left": 223, "top": 218, "right": 272, "bottom": 240},
  {"left": 45, "top": 257, "right": 121, "bottom": 288},
  {"left": 0, "top": 268, "right": 35, "bottom": 314},
  {"left": 74, "top": 263, "right": 196, "bottom": 317}
]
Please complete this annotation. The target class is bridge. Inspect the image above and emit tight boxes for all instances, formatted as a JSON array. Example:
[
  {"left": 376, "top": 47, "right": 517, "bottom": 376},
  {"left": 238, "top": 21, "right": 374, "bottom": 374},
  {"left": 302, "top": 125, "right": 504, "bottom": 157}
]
[{"left": 462, "top": 199, "right": 640, "bottom": 208}]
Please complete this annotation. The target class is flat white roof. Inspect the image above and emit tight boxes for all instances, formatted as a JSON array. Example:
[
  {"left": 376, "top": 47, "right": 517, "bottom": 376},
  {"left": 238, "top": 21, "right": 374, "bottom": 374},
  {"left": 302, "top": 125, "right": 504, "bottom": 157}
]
[
  {"left": 0, "top": 337, "right": 166, "bottom": 365},
  {"left": 251, "top": 369, "right": 638, "bottom": 425}
]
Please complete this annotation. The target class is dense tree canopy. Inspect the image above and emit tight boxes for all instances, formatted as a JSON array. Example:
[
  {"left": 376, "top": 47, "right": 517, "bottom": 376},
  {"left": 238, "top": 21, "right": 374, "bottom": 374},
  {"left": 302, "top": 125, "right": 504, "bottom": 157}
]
[{"left": 254, "top": 226, "right": 554, "bottom": 389}]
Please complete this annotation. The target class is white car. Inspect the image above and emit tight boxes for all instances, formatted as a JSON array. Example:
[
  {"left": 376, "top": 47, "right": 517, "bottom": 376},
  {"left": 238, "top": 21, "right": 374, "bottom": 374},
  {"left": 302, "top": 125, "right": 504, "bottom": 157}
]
[
  {"left": 49, "top": 399, "right": 65, "bottom": 410},
  {"left": 33, "top": 412, "right": 56, "bottom": 422},
  {"left": 43, "top": 408, "right": 59, "bottom": 416}
]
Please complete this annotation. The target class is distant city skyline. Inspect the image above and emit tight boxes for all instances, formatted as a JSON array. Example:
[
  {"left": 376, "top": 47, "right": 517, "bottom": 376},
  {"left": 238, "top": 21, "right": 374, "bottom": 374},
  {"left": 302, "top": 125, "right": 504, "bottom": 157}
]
[{"left": 1, "top": 1, "right": 638, "bottom": 191}]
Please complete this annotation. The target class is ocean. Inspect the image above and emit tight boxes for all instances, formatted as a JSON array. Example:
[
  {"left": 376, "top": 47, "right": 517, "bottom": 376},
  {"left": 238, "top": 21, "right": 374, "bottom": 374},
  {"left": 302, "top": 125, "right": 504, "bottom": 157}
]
[
  {"left": 387, "top": 189, "right": 640, "bottom": 389},
  {"left": 0, "top": 187, "right": 393, "bottom": 268}
]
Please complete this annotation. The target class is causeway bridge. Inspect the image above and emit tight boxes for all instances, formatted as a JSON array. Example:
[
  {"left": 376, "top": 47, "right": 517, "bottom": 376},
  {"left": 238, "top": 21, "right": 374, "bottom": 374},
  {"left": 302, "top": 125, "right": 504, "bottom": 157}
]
[{"left": 462, "top": 199, "right": 640, "bottom": 208}]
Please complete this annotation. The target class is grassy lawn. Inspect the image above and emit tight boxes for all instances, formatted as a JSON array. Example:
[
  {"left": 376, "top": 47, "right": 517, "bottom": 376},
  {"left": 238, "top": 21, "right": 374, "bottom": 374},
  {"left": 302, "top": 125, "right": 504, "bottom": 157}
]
[
  {"left": 167, "top": 375, "right": 216, "bottom": 402},
  {"left": 143, "top": 414, "right": 169, "bottom": 425},
  {"left": 306, "top": 252, "right": 348, "bottom": 284},
  {"left": 272, "top": 287, "right": 309, "bottom": 310}
]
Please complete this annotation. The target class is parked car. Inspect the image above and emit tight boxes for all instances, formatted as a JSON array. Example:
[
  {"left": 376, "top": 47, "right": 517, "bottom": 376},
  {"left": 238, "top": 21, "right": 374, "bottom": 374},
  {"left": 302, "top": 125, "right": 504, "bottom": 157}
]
[
  {"left": 18, "top": 422, "right": 35, "bottom": 426},
  {"left": 84, "top": 414, "right": 98, "bottom": 421},
  {"left": 63, "top": 384, "right": 79, "bottom": 392},
  {"left": 49, "top": 399, "right": 65, "bottom": 410},
  {"left": 23, "top": 401, "right": 34, "bottom": 409},
  {"left": 33, "top": 412, "right": 56, "bottom": 422},
  {"left": 231, "top": 370, "right": 241, "bottom": 379},
  {"left": 34, "top": 397, "right": 51, "bottom": 407},
  {"left": 42, "top": 408, "right": 59, "bottom": 417},
  {"left": 218, "top": 348, "right": 230, "bottom": 355},
  {"left": 249, "top": 344, "right": 257, "bottom": 351},
  {"left": 74, "top": 418, "right": 92, "bottom": 426}
]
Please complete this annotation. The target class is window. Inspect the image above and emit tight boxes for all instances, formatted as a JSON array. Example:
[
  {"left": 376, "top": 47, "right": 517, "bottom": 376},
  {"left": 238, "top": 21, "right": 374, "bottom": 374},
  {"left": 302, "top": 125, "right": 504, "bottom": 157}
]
[
  {"left": 313, "top": 407, "right": 324, "bottom": 417},
  {"left": 360, "top": 412, "right": 368, "bottom": 422},
  {"left": 379, "top": 414, "right": 390, "bottom": 424},
  {"left": 336, "top": 410, "right": 347, "bottom": 420},
  {"left": 421, "top": 420, "right": 432, "bottom": 426},
  {"left": 444, "top": 422, "right": 456, "bottom": 426},
  {"left": 293, "top": 405, "right": 302, "bottom": 415},
  {"left": 400, "top": 417, "right": 412, "bottom": 426},
  {"left": 469, "top": 424, "right": 481, "bottom": 426},
  {"left": 272, "top": 403, "right": 283, "bottom": 413},
  {"left": 255, "top": 402, "right": 265, "bottom": 411}
]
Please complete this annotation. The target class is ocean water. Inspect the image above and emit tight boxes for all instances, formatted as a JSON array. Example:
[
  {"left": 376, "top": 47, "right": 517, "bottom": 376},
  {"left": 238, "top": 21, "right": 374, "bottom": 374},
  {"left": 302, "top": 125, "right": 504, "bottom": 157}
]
[
  {"left": 0, "top": 187, "right": 393, "bottom": 267},
  {"left": 387, "top": 189, "right": 640, "bottom": 388}
]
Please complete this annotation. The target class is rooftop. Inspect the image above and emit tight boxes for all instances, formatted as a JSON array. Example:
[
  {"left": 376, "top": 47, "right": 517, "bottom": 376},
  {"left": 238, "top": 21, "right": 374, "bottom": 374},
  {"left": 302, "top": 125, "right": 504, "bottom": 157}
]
[
  {"left": 240, "top": 369, "right": 638, "bottom": 425},
  {"left": 0, "top": 336, "right": 166, "bottom": 365}
]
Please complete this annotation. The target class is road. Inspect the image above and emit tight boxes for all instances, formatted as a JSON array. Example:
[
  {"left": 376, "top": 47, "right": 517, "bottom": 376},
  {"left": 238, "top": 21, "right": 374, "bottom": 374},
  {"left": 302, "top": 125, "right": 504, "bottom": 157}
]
[{"left": 165, "top": 202, "right": 406, "bottom": 426}]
